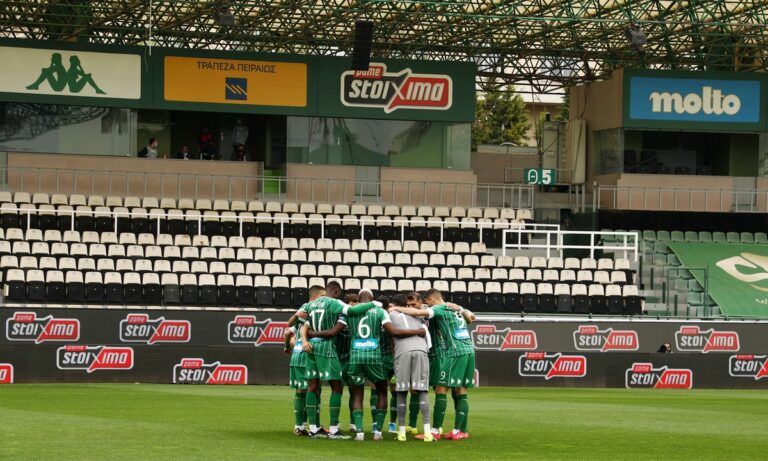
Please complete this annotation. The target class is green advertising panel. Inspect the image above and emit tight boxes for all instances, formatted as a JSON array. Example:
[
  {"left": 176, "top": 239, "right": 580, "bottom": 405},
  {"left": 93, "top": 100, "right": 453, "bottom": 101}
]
[
  {"left": 669, "top": 242, "right": 768, "bottom": 318},
  {"left": 316, "top": 58, "right": 476, "bottom": 122}
]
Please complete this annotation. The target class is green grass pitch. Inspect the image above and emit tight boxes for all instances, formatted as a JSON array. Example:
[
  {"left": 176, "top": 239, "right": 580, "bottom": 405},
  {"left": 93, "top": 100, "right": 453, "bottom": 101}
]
[{"left": 0, "top": 384, "right": 766, "bottom": 460}]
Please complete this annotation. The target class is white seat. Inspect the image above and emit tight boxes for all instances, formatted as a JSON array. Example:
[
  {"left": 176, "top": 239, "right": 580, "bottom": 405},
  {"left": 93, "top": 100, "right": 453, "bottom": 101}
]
[
  {"left": 554, "top": 283, "right": 571, "bottom": 296},
  {"left": 588, "top": 284, "right": 605, "bottom": 297},
  {"left": 514, "top": 256, "right": 530, "bottom": 268},
  {"left": 537, "top": 283, "right": 553, "bottom": 296},
  {"left": 531, "top": 256, "right": 547, "bottom": 269},
  {"left": 520, "top": 282, "right": 537, "bottom": 295}
]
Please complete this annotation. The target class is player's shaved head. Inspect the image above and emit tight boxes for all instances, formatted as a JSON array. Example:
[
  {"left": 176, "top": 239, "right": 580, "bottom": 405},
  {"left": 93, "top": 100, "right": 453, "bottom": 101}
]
[
  {"left": 308, "top": 285, "right": 325, "bottom": 300},
  {"left": 325, "top": 280, "right": 343, "bottom": 299},
  {"left": 358, "top": 289, "right": 374, "bottom": 303},
  {"left": 424, "top": 288, "right": 444, "bottom": 306},
  {"left": 391, "top": 293, "right": 407, "bottom": 307}
]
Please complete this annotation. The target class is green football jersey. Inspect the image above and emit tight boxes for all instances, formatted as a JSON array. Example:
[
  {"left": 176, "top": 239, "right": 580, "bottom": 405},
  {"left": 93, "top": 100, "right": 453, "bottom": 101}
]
[
  {"left": 300, "top": 296, "right": 347, "bottom": 358},
  {"left": 288, "top": 325, "right": 306, "bottom": 367},
  {"left": 334, "top": 315, "right": 351, "bottom": 362},
  {"left": 347, "top": 306, "right": 391, "bottom": 365},
  {"left": 427, "top": 304, "right": 475, "bottom": 358},
  {"left": 427, "top": 318, "right": 439, "bottom": 359},
  {"left": 379, "top": 325, "right": 393, "bottom": 362}
]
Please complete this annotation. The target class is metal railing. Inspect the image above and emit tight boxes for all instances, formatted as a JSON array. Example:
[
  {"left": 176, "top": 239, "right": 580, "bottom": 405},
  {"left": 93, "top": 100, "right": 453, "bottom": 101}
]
[
  {"left": 661, "top": 266, "right": 712, "bottom": 318},
  {"left": 1, "top": 166, "right": 534, "bottom": 210},
  {"left": 593, "top": 184, "right": 768, "bottom": 213},
  {"left": 10, "top": 206, "right": 524, "bottom": 244},
  {"left": 502, "top": 229, "right": 640, "bottom": 261}
]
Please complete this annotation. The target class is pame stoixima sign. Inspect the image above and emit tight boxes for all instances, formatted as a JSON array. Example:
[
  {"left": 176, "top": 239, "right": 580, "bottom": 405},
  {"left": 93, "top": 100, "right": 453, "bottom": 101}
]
[
  {"left": 119, "top": 314, "right": 190, "bottom": 345},
  {"left": 625, "top": 363, "right": 693, "bottom": 389},
  {"left": 471, "top": 325, "right": 537, "bottom": 351},
  {"left": 56, "top": 345, "right": 134, "bottom": 373},
  {"left": 518, "top": 352, "right": 587, "bottom": 380},
  {"left": 173, "top": 358, "right": 247, "bottom": 385},
  {"left": 0, "top": 364, "right": 13, "bottom": 384},
  {"left": 573, "top": 325, "right": 639, "bottom": 352},
  {"left": 227, "top": 316, "right": 287, "bottom": 346},
  {"left": 674, "top": 325, "right": 739, "bottom": 353},
  {"left": 340, "top": 63, "right": 452, "bottom": 113},
  {"left": 728, "top": 355, "right": 768, "bottom": 380},
  {"left": 5, "top": 311, "right": 80, "bottom": 344}
]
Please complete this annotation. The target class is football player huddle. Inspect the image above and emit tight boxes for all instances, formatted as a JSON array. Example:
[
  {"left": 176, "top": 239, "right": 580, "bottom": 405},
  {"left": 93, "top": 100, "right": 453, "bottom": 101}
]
[{"left": 284, "top": 280, "right": 476, "bottom": 442}]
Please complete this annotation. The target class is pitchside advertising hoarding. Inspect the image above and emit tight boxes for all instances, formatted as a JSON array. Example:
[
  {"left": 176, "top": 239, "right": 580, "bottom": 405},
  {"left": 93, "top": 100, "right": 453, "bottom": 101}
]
[
  {"left": 1, "top": 308, "right": 768, "bottom": 388},
  {"left": 623, "top": 69, "right": 768, "bottom": 131}
]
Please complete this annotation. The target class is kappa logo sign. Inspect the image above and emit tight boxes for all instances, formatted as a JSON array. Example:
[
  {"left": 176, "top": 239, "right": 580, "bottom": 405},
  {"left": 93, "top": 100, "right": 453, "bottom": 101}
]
[
  {"left": 471, "top": 325, "right": 537, "bottom": 351},
  {"left": 5, "top": 311, "right": 80, "bottom": 343},
  {"left": 173, "top": 358, "right": 247, "bottom": 385},
  {"left": 56, "top": 345, "right": 134, "bottom": 373},
  {"left": 119, "top": 314, "right": 190, "bottom": 345},
  {"left": 573, "top": 325, "right": 639, "bottom": 352},
  {"left": 518, "top": 352, "right": 587, "bottom": 380},
  {"left": 674, "top": 325, "right": 739, "bottom": 353},
  {"left": 728, "top": 355, "right": 768, "bottom": 380},
  {"left": 0, "top": 364, "right": 13, "bottom": 384},
  {"left": 227, "top": 316, "right": 287, "bottom": 346},
  {"left": 340, "top": 63, "right": 452, "bottom": 113},
  {"left": 625, "top": 363, "right": 693, "bottom": 389}
]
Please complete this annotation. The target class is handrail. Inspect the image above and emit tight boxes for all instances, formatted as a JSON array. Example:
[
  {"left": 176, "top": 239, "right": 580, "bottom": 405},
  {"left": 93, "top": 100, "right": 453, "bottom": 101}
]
[
  {"left": 593, "top": 184, "right": 768, "bottom": 213},
  {"left": 9, "top": 206, "right": 527, "bottom": 243},
  {"left": 1, "top": 166, "right": 535, "bottom": 209},
  {"left": 502, "top": 229, "right": 640, "bottom": 261}
]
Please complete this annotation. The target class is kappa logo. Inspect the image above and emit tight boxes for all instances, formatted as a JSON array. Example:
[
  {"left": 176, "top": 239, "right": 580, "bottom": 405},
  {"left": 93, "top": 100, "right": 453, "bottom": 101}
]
[
  {"left": 0, "top": 363, "right": 13, "bottom": 384},
  {"left": 340, "top": 63, "right": 452, "bottom": 113},
  {"left": 573, "top": 325, "right": 639, "bottom": 352},
  {"left": 5, "top": 311, "right": 80, "bottom": 344},
  {"left": 625, "top": 363, "right": 693, "bottom": 389},
  {"left": 227, "top": 316, "right": 288, "bottom": 346},
  {"left": 173, "top": 358, "right": 247, "bottom": 384},
  {"left": 471, "top": 325, "right": 537, "bottom": 351},
  {"left": 56, "top": 345, "right": 134, "bottom": 373},
  {"left": 728, "top": 355, "right": 768, "bottom": 380},
  {"left": 674, "top": 325, "right": 739, "bottom": 353},
  {"left": 518, "top": 352, "right": 587, "bottom": 380},
  {"left": 119, "top": 314, "right": 191, "bottom": 345}
]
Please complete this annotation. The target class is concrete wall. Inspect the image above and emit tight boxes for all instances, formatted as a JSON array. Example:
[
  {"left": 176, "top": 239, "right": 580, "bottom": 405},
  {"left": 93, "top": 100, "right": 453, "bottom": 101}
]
[
  {"left": 471, "top": 151, "right": 539, "bottom": 184},
  {"left": 379, "top": 167, "right": 477, "bottom": 207},
  {"left": 6, "top": 152, "right": 261, "bottom": 201},
  {"left": 284, "top": 163, "right": 356, "bottom": 204},
  {"left": 594, "top": 173, "right": 768, "bottom": 212}
]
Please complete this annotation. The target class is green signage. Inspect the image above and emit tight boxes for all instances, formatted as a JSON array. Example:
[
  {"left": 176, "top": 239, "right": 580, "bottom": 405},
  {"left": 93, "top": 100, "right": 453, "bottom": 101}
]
[
  {"left": 524, "top": 168, "right": 556, "bottom": 185},
  {"left": 669, "top": 242, "right": 768, "bottom": 318}
]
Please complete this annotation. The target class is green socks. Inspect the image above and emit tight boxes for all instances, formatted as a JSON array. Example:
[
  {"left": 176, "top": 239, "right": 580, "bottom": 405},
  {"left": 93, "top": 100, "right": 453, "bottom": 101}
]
[
  {"left": 455, "top": 394, "right": 468, "bottom": 432},
  {"left": 353, "top": 409, "right": 364, "bottom": 433},
  {"left": 306, "top": 391, "right": 318, "bottom": 426},
  {"left": 408, "top": 393, "right": 420, "bottom": 427},
  {"left": 294, "top": 392, "right": 306, "bottom": 427},
  {"left": 433, "top": 393, "right": 448, "bottom": 430},
  {"left": 373, "top": 408, "right": 386, "bottom": 432},
  {"left": 329, "top": 392, "right": 342, "bottom": 427},
  {"left": 370, "top": 390, "right": 378, "bottom": 427}
]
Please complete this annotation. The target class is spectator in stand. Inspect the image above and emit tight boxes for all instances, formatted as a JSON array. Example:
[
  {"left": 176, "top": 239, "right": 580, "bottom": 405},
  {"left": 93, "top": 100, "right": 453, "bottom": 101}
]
[
  {"left": 235, "top": 144, "right": 246, "bottom": 161},
  {"left": 657, "top": 342, "right": 672, "bottom": 353},
  {"left": 232, "top": 117, "right": 249, "bottom": 160},
  {"left": 199, "top": 126, "right": 217, "bottom": 160},
  {"left": 176, "top": 144, "right": 191, "bottom": 160},
  {"left": 137, "top": 137, "right": 158, "bottom": 159}
]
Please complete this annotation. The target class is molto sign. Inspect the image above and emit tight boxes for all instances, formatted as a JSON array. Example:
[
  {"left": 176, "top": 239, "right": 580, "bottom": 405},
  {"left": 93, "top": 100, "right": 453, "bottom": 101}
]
[
  {"left": 0, "top": 46, "right": 141, "bottom": 100},
  {"left": 164, "top": 56, "right": 307, "bottom": 108},
  {"left": 625, "top": 71, "right": 764, "bottom": 130}
]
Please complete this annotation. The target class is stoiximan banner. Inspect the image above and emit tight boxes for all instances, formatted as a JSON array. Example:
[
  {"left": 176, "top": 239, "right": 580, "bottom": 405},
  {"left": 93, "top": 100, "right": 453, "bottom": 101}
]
[
  {"left": 669, "top": 242, "right": 768, "bottom": 318},
  {"left": 0, "top": 46, "right": 141, "bottom": 100}
]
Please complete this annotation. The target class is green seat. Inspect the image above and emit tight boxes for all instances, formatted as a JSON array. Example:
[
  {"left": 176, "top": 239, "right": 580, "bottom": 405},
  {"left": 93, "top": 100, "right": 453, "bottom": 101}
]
[
  {"left": 688, "top": 279, "right": 703, "bottom": 293},
  {"left": 698, "top": 231, "right": 713, "bottom": 243},
  {"left": 670, "top": 231, "right": 685, "bottom": 242},
  {"left": 713, "top": 232, "right": 726, "bottom": 243},
  {"left": 727, "top": 232, "right": 740, "bottom": 243},
  {"left": 642, "top": 230, "right": 657, "bottom": 241},
  {"left": 687, "top": 291, "right": 704, "bottom": 307},
  {"left": 656, "top": 230, "right": 671, "bottom": 242},
  {"left": 653, "top": 253, "right": 667, "bottom": 266},
  {"left": 684, "top": 231, "right": 699, "bottom": 242},
  {"left": 755, "top": 232, "right": 768, "bottom": 244},
  {"left": 653, "top": 241, "right": 669, "bottom": 255},
  {"left": 666, "top": 253, "right": 681, "bottom": 267},
  {"left": 678, "top": 268, "right": 693, "bottom": 280},
  {"left": 741, "top": 232, "right": 755, "bottom": 244}
]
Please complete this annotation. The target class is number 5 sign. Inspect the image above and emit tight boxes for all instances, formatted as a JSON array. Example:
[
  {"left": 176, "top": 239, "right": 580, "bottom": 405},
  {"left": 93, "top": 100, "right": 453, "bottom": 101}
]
[{"left": 524, "top": 168, "right": 556, "bottom": 185}]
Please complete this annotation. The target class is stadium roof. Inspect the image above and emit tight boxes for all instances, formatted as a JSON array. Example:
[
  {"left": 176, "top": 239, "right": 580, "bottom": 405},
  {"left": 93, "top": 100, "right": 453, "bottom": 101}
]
[{"left": 2, "top": 0, "right": 768, "bottom": 94}]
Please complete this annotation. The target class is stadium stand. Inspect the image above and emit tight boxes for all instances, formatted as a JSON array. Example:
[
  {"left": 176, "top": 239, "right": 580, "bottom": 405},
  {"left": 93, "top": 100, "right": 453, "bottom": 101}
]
[{"left": 0, "top": 193, "right": 640, "bottom": 314}]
